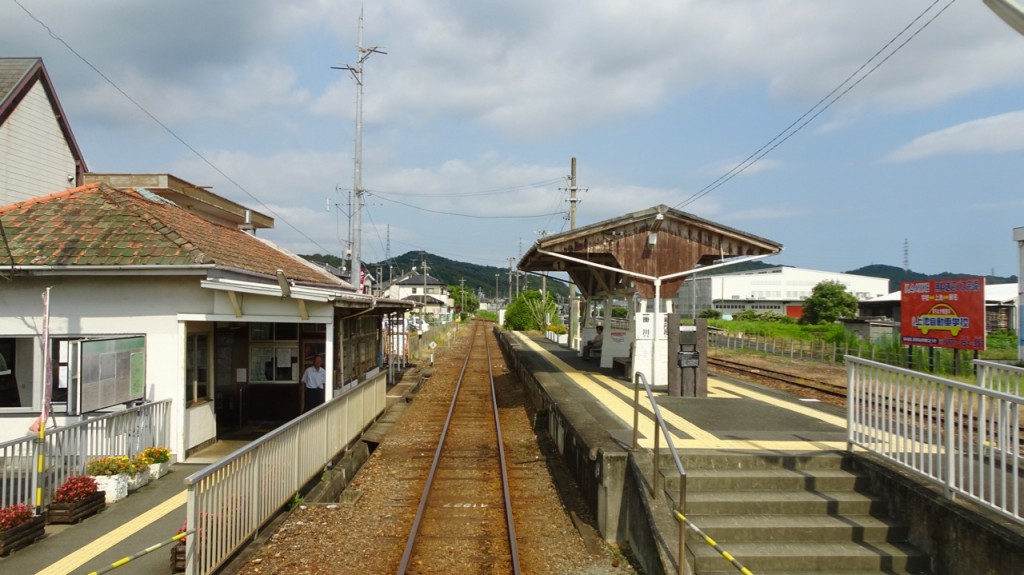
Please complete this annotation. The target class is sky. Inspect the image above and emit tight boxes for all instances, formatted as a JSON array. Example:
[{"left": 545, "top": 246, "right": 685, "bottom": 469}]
[{"left": 3, "top": 0, "right": 1024, "bottom": 279}]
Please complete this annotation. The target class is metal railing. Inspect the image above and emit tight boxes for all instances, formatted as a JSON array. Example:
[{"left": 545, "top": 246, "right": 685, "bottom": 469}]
[
  {"left": 632, "top": 372, "right": 688, "bottom": 575},
  {"left": 183, "top": 373, "right": 387, "bottom": 575},
  {"left": 976, "top": 360, "right": 1024, "bottom": 395},
  {"left": 847, "top": 356, "right": 1023, "bottom": 522},
  {"left": 0, "top": 399, "right": 171, "bottom": 510}
]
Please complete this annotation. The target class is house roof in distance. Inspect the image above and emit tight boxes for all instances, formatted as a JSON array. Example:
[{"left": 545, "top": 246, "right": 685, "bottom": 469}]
[
  {"left": 0, "top": 57, "right": 87, "bottom": 173},
  {"left": 0, "top": 182, "right": 346, "bottom": 287}
]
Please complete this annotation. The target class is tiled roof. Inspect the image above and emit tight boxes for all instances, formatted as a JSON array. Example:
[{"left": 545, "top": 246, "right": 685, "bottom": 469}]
[{"left": 0, "top": 183, "right": 347, "bottom": 286}]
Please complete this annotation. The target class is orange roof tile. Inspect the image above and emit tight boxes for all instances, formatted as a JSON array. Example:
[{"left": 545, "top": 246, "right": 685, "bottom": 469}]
[{"left": 0, "top": 183, "right": 346, "bottom": 286}]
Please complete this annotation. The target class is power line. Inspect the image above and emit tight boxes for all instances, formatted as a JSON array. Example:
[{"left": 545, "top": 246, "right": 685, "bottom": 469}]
[
  {"left": 13, "top": 0, "right": 337, "bottom": 254},
  {"left": 368, "top": 192, "right": 566, "bottom": 219},
  {"left": 363, "top": 177, "right": 564, "bottom": 198},
  {"left": 674, "top": 0, "right": 957, "bottom": 210}
]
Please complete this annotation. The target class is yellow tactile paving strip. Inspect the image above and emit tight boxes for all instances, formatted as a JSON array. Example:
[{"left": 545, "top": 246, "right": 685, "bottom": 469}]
[{"left": 515, "top": 334, "right": 847, "bottom": 452}]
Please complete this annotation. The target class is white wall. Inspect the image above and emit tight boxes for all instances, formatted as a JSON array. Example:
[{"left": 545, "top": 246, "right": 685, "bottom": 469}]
[
  {"left": 0, "top": 80, "right": 78, "bottom": 205},
  {"left": 0, "top": 274, "right": 338, "bottom": 456}
]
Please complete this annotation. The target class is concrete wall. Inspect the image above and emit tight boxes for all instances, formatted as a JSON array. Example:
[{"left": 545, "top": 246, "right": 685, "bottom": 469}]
[
  {"left": 853, "top": 453, "right": 1024, "bottom": 575},
  {"left": 494, "top": 328, "right": 628, "bottom": 541}
]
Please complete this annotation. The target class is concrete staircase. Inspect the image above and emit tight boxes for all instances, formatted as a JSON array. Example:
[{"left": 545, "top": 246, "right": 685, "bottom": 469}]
[{"left": 663, "top": 451, "right": 932, "bottom": 575}]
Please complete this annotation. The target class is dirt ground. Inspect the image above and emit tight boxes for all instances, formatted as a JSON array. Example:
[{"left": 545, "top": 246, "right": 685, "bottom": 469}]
[{"left": 709, "top": 347, "right": 849, "bottom": 407}]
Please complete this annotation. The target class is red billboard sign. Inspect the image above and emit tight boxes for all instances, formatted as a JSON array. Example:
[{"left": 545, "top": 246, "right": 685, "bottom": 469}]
[{"left": 900, "top": 277, "right": 986, "bottom": 350}]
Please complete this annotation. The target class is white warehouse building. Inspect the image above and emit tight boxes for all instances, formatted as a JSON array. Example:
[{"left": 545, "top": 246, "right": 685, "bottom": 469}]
[{"left": 678, "top": 266, "right": 890, "bottom": 320}]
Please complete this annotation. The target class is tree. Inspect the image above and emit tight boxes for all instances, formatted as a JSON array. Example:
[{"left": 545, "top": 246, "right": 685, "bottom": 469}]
[
  {"left": 448, "top": 284, "right": 480, "bottom": 318},
  {"left": 800, "top": 281, "right": 859, "bottom": 325},
  {"left": 503, "top": 290, "right": 557, "bottom": 331}
]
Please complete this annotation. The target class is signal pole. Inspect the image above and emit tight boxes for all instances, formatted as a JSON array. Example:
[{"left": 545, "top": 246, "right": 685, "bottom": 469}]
[{"left": 334, "top": 10, "right": 385, "bottom": 292}]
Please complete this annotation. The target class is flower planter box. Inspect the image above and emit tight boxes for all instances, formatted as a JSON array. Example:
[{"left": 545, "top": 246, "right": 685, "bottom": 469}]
[
  {"left": 128, "top": 467, "right": 151, "bottom": 492},
  {"left": 93, "top": 474, "right": 129, "bottom": 503},
  {"left": 148, "top": 461, "right": 170, "bottom": 480},
  {"left": 0, "top": 515, "right": 45, "bottom": 556},
  {"left": 170, "top": 540, "right": 186, "bottom": 573},
  {"left": 47, "top": 491, "right": 106, "bottom": 524}
]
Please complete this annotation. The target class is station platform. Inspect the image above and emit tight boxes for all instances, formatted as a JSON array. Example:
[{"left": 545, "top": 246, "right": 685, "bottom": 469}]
[{"left": 508, "top": 331, "right": 849, "bottom": 452}]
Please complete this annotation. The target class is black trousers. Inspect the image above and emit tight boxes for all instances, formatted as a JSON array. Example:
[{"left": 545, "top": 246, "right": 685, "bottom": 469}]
[{"left": 304, "top": 386, "right": 324, "bottom": 412}]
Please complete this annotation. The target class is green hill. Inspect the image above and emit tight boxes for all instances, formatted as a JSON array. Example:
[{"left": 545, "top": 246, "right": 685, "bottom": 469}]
[
  {"left": 301, "top": 251, "right": 569, "bottom": 301},
  {"left": 301, "top": 253, "right": 1014, "bottom": 300}
]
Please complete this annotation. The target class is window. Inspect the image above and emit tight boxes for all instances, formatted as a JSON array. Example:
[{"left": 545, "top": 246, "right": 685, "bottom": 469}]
[
  {"left": 0, "top": 337, "right": 31, "bottom": 408},
  {"left": 248, "top": 323, "right": 299, "bottom": 383},
  {"left": 186, "top": 334, "right": 210, "bottom": 404}
]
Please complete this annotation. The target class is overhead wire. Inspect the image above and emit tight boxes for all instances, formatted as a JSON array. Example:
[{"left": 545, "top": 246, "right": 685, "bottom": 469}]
[
  {"left": 12, "top": 0, "right": 337, "bottom": 253},
  {"left": 673, "top": 0, "right": 957, "bottom": 210},
  {"left": 367, "top": 191, "right": 566, "bottom": 219}
]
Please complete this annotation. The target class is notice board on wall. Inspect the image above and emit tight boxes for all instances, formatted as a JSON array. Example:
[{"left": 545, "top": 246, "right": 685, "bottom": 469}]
[{"left": 78, "top": 336, "right": 146, "bottom": 413}]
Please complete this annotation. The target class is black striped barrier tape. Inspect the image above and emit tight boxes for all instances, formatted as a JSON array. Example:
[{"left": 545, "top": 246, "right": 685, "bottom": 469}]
[
  {"left": 675, "top": 511, "right": 754, "bottom": 575},
  {"left": 85, "top": 530, "right": 193, "bottom": 575}
]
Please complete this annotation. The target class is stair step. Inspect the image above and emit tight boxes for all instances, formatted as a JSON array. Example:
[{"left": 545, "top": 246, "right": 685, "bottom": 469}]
[
  {"left": 686, "top": 514, "right": 909, "bottom": 543},
  {"left": 686, "top": 489, "right": 887, "bottom": 516},
  {"left": 690, "top": 540, "right": 931, "bottom": 573},
  {"left": 673, "top": 449, "right": 850, "bottom": 471},
  {"left": 676, "top": 467, "right": 869, "bottom": 492}
]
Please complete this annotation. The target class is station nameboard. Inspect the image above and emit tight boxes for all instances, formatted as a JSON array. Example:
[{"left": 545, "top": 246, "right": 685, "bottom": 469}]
[{"left": 900, "top": 277, "right": 986, "bottom": 350}]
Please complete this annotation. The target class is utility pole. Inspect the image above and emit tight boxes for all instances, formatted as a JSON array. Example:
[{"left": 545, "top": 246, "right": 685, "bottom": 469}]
[
  {"left": 508, "top": 257, "right": 514, "bottom": 303},
  {"left": 421, "top": 255, "right": 429, "bottom": 324},
  {"left": 494, "top": 273, "right": 500, "bottom": 304},
  {"left": 459, "top": 278, "right": 465, "bottom": 320},
  {"left": 334, "top": 10, "right": 385, "bottom": 293},
  {"left": 567, "top": 157, "right": 581, "bottom": 348}
]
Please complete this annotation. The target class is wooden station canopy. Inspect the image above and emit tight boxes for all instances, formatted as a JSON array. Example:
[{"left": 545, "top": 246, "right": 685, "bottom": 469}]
[{"left": 519, "top": 204, "right": 783, "bottom": 300}]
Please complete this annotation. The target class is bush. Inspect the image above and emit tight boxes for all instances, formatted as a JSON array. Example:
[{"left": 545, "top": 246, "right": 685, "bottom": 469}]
[
  {"left": 0, "top": 503, "right": 34, "bottom": 532},
  {"left": 139, "top": 447, "right": 171, "bottom": 464},
  {"left": 698, "top": 309, "right": 722, "bottom": 319},
  {"left": 52, "top": 475, "right": 99, "bottom": 504},
  {"left": 86, "top": 456, "right": 131, "bottom": 476},
  {"left": 547, "top": 324, "right": 568, "bottom": 335}
]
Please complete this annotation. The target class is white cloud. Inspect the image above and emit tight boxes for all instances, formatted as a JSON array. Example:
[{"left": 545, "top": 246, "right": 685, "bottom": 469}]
[{"left": 886, "top": 110, "right": 1024, "bottom": 162}]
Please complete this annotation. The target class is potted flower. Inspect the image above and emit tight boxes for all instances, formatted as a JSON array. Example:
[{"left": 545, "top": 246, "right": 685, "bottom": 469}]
[
  {"left": 127, "top": 455, "right": 152, "bottom": 492},
  {"left": 47, "top": 475, "right": 105, "bottom": 524},
  {"left": 86, "top": 456, "right": 131, "bottom": 503},
  {"left": 140, "top": 447, "right": 172, "bottom": 479},
  {"left": 0, "top": 503, "right": 44, "bottom": 556}
]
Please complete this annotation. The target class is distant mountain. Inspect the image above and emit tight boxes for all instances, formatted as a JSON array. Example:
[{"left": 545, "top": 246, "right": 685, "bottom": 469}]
[
  {"left": 302, "top": 251, "right": 569, "bottom": 301},
  {"left": 844, "top": 264, "right": 1017, "bottom": 293},
  {"left": 301, "top": 253, "right": 1013, "bottom": 300}
]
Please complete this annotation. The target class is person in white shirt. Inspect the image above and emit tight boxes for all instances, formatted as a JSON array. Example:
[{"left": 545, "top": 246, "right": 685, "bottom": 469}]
[{"left": 302, "top": 355, "right": 326, "bottom": 412}]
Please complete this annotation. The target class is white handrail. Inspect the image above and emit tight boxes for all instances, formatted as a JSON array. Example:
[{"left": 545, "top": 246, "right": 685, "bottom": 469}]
[
  {"left": 847, "top": 356, "right": 1022, "bottom": 522},
  {"left": 183, "top": 374, "right": 386, "bottom": 575}
]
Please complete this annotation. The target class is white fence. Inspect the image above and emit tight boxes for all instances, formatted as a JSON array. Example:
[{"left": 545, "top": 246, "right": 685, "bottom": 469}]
[
  {"left": 847, "top": 357, "right": 1022, "bottom": 522},
  {"left": 975, "top": 360, "right": 1024, "bottom": 395},
  {"left": 0, "top": 399, "right": 171, "bottom": 510},
  {"left": 183, "top": 372, "right": 387, "bottom": 575}
]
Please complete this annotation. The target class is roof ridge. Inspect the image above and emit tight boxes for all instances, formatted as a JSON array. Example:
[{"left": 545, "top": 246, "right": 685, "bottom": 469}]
[
  {"left": 104, "top": 186, "right": 212, "bottom": 264},
  {"left": 0, "top": 183, "right": 101, "bottom": 215}
]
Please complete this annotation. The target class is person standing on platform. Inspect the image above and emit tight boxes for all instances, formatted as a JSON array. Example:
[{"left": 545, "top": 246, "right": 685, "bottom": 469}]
[{"left": 302, "top": 355, "right": 326, "bottom": 412}]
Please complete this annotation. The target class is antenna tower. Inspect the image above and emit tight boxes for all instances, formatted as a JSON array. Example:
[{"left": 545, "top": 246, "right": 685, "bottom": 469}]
[{"left": 903, "top": 238, "right": 910, "bottom": 272}]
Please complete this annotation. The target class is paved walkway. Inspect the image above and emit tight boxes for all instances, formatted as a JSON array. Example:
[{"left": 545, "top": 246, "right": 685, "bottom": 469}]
[
  {"left": 0, "top": 463, "right": 202, "bottom": 575},
  {"left": 512, "top": 332, "right": 849, "bottom": 451}
]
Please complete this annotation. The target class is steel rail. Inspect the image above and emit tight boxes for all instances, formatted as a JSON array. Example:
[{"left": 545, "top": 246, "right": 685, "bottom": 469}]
[{"left": 397, "top": 322, "right": 520, "bottom": 574}]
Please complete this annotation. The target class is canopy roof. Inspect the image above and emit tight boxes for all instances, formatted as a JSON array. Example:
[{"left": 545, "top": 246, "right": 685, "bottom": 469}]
[{"left": 519, "top": 204, "right": 782, "bottom": 299}]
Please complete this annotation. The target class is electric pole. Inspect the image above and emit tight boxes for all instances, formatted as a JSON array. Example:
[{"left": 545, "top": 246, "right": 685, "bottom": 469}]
[
  {"left": 334, "top": 10, "right": 385, "bottom": 293},
  {"left": 568, "top": 157, "right": 581, "bottom": 347}
]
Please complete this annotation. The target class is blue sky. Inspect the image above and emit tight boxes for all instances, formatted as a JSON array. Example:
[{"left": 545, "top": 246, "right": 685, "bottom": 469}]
[{"left": 3, "top": 1, "right": 1024, "bottom": 277}]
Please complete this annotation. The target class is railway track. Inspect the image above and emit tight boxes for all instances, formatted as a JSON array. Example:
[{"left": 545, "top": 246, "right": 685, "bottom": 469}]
[
  {"left": 707, "top": 356, "right": 848, "bottom": 401},
  {"left": 398, "top": 322, "right": 520, "bottom": 574}
]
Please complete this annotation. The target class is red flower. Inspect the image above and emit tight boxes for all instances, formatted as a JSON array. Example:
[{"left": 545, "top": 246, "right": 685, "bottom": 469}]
[{"left": 52, "top": 475, "right": 99, "bottom": 504}]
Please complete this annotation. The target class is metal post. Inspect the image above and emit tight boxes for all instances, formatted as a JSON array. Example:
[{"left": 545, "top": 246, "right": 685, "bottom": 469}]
[
  {"left": 632, "top": 375, "right": 640, "bottom": 450},
  {"left": 678, "top": 475, "right": 687, "bottom": 575},
  {"left": 653, "top": 423, "right": 660, "bottom": 500}
]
